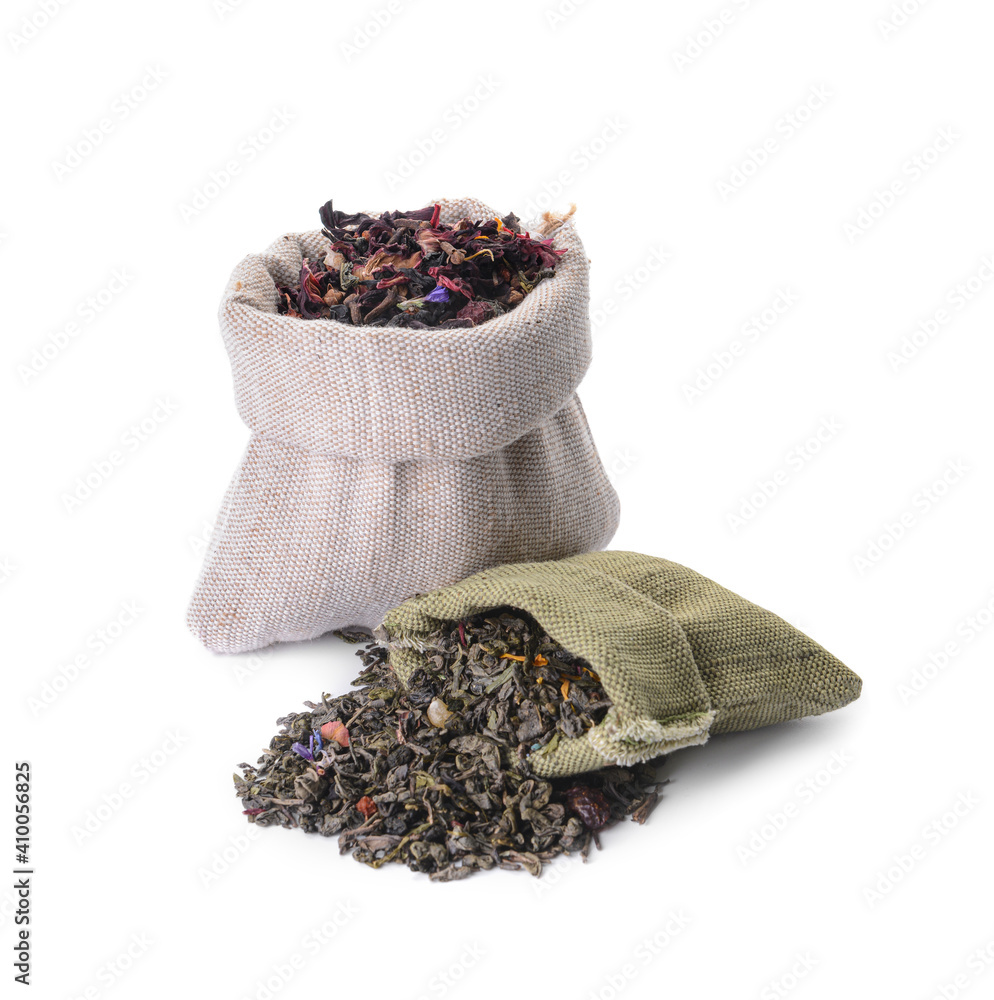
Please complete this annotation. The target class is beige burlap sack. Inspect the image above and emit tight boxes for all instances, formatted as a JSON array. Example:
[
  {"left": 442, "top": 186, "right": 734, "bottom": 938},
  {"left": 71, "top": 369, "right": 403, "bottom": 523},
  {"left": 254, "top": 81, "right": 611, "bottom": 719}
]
[{"left": 188, "top": 197, "right": 620, "bottom": 653}]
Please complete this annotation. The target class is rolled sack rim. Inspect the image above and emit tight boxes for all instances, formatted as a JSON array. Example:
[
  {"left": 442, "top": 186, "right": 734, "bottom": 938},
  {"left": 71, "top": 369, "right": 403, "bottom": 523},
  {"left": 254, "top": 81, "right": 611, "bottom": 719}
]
[
  {"left": 216, "top": 198, "right": 593, "bottom": 461},
  {"left": 222, "top": 196, "right": 586, "bottom": 349}
]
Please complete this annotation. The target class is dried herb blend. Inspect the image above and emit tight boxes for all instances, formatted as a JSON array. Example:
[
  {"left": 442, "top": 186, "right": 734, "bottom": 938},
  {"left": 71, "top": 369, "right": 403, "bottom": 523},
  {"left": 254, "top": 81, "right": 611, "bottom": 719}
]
[
  {"left": 236, "top": 610, "right": 664, "bottom": 881},
  {"left": 274, "top": 201, "right": 566, "bottom": 328}
]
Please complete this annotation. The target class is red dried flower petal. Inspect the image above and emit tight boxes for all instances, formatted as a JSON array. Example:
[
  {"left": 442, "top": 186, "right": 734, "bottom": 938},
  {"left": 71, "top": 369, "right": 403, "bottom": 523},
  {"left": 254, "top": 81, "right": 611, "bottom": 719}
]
[{"left": 320, "top": 720, "right": 350, "bottom": 746}]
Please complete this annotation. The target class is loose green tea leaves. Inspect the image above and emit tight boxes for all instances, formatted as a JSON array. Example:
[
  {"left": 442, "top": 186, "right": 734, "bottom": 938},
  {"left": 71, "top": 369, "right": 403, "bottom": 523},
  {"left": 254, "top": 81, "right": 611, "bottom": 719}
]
[
  {"left": 274, "top": 201, "right": 566, "bottom": 328},
  {"left": 235, "top": 609, "right": 665, "bottom": 881}
]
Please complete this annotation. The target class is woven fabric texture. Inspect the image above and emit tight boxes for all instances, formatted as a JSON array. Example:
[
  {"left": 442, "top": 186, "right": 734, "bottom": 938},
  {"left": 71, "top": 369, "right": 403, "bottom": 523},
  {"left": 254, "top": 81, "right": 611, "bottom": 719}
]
[
  {"left": 378, "top": 550, "right": 862, "bottom": 777},
  {"left": 188, "top": 198, "right": 620, "bottom": 653}
]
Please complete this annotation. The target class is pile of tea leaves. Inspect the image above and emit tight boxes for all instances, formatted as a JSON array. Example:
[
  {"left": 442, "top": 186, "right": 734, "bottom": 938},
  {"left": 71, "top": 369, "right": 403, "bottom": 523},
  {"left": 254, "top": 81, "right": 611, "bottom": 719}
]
[
  {"left": 235, "top": 609, "right": 665, "bottom": 881},
  {"left": 274, "top": 201, "right": 566, "bottom": 328}
]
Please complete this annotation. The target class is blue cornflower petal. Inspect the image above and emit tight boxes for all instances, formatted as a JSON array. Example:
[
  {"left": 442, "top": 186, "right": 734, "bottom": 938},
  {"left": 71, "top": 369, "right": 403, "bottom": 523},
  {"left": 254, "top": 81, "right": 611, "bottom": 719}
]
[{"left": 424, "top": 285, "right": 449, "bottom": 303}]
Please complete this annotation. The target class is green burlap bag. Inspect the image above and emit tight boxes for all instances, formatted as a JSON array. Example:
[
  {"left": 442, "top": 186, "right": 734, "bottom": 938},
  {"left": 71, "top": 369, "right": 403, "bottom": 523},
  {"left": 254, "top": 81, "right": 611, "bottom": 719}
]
[{"left": 376, "top": 551, "right": 861, "bottom": 777}]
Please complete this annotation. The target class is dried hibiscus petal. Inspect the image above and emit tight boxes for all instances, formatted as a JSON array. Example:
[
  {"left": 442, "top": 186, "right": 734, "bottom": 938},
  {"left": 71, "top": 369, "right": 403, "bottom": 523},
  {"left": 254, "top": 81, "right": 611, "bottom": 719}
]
[{"left": 274, "top": 199, "right": 567, "bottom": 327}]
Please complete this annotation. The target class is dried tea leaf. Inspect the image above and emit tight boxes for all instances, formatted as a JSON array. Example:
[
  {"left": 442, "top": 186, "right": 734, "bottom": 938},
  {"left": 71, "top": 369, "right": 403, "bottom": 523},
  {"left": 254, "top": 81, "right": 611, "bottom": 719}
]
[{"left": 235, "top": 609, "right": 665, "bottom": 880}]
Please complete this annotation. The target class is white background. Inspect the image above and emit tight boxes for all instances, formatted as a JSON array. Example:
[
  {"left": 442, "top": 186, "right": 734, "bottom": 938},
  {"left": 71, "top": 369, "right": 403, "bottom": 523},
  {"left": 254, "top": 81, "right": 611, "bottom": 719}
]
[{"left": 3, "top": 1, "right": 994, "bottom": 998}]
